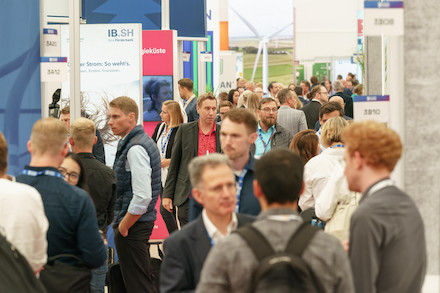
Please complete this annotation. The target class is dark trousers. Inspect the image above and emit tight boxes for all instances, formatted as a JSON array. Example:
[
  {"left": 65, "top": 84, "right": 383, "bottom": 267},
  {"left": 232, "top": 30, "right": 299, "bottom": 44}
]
[
  {"left": 176, "top": 199, "right": 189, "bottom": 227},
  {"left": 160, "top": 201, "right": 178, "bottom": 234},
  {"left": 114, "top": 221, "right": 155, "bottom": 293}
]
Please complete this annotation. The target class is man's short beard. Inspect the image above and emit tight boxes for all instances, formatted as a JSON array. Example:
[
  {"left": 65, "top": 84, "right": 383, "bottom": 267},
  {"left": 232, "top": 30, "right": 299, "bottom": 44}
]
[{"left": 261, "top": 117, "right": 275, "bottom": 128}]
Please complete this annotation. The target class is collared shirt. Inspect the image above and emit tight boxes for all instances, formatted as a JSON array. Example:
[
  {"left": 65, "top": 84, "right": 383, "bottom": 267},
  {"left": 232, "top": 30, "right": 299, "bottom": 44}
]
[
  {"left": 311, "top": 98, "right": 322, "bottom": 105},
  {"left": 198, "top": 121, "right": 216, "bottom": 156},
  {"left": 254, "top": 122, "right": 275, "bottom": 158},
  {"left": 202, "top": 209, "right": 238, "bottom": 246},
  {"left": 120, "top": 134, "right": 153, "bottom": 215}
]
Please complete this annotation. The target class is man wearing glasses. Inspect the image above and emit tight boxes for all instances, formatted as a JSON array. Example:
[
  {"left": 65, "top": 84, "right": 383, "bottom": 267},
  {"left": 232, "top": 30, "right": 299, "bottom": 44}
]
[
  {"left": 160, "top": 154, "right": 254, "bottom": 293},
  {"left": 253, "top": 97, "right": 293, "bottom": 158}
]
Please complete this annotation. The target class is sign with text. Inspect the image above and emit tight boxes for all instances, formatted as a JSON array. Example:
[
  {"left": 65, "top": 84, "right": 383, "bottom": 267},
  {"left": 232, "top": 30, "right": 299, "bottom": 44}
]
[
  {"left": 364, "top": 1, "right": 403, "bottom": 36},
  {"left": 142, "top": 30, "right": 174, "bottom": 76},
  {"left": 40, "top": 57, "right": 68, "bottom": 82},
  {"left": 60, "top": 23, "right": 143, "bottom": 166},
  {"left": 200, "top": 52, "right": 213, "bottom": 63},
  {"left": 353, "top": 95, "right": 390, "bottom": 123},
  {"left": 219, "top": 51, "right": 238, "bottom": 92},
  {"left": 43, "top": 28, "right": 60, "bottom": 56}
]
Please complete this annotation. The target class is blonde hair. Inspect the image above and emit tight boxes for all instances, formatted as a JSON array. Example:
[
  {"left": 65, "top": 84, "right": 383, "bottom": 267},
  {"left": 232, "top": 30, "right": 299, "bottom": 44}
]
[
  {"left": 291, "top": 90, "right": 303, "bottom": 109},
  {"left": 237, "top": 90, "right": 253, "bottom": 108},
  {"left": 321, "top": 116, "right": 348, "bottom": 148},
  {"left": 163, "top": 100, "right": 184, "bottom": 127},
  {"left": 342, "top": 120, "right": 402, "bottom": 171},
  {"left": 246, "top": 93, "right": 260, "bottom": 120},
  {"left": 109, "top": 96, "right": 138, "bottom": 121},
  {"left": 30, "top": 117, "right": 68, "bottom": 155},
  {"left": 70, "top": 117, "right": 96, "bottom": 149},
  {"left": 0, "top": 131, "right": 7, "bottom": 175}
]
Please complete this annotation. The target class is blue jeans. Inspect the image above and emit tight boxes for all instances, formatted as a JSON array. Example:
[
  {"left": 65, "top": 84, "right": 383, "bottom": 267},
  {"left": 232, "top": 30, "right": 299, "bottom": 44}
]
[{"left": 90, "top": 260, "right": 108, "bottom": 293}]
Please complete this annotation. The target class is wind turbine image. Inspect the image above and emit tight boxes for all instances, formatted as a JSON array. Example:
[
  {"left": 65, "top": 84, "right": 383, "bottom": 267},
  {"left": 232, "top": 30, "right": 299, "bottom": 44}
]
[{"left": 230, "top": 6, "right": 292, "bottom": 93}]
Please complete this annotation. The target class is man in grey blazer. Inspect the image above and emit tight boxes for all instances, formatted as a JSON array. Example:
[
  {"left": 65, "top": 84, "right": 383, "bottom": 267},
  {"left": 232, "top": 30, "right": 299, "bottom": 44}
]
[
  {"left": 160, "top": 154, "right": 253, "bottom": 293},
  {"left": 343, "top": 121, "right": 427, "bottom": 293},
  {"left": 162, "top": 93, "right": 221, "bottom": 226},
  {"left": 276, "top": 88, "right": 307, "bottom": 137}
]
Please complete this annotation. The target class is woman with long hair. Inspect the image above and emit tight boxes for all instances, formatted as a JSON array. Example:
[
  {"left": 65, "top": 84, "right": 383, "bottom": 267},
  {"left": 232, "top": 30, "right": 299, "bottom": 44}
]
[
  {"left": 227, "top": 89, "right": 240, "bottom": 108},
  {"left": 152, "top": 100, "right": 184, "bottom": 234}
]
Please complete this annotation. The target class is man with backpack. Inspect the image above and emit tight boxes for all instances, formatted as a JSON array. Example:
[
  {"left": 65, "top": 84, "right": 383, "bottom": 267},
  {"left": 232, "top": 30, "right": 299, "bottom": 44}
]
[{"left": 196, "top": 149, "right": 354, "bottom": 293}]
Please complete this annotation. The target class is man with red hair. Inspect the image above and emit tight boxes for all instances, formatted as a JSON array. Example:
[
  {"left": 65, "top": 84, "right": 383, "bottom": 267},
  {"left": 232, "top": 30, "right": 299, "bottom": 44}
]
[{"left": 342, "top": 121, "right": 426, "bottom": 293}]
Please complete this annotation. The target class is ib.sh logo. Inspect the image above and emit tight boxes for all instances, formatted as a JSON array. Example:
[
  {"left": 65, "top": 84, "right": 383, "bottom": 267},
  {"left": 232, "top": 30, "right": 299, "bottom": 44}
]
[{"left": 108, "top": 29, "right": 134, "bottom": 38}]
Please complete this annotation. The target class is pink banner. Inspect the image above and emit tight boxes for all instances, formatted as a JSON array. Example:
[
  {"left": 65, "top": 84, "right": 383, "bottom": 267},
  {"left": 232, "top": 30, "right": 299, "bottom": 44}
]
[{"left": 142, "top": 30, "right": 174, "bottom": 75}]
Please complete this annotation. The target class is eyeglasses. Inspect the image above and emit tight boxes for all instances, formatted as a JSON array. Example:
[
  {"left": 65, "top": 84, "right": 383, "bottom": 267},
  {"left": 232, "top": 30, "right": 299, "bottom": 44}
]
[
  {"left": 59, "top": 168, "right": 80, "bottom": 182},
  {"left": 261, "top": 107, "right": 278, "bottom": 113}
]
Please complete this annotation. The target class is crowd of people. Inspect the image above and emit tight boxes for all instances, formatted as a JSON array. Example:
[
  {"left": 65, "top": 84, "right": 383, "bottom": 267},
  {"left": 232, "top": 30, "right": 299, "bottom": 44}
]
[{"left": 0, "top": 74, "right": 427, "bottom": 293}]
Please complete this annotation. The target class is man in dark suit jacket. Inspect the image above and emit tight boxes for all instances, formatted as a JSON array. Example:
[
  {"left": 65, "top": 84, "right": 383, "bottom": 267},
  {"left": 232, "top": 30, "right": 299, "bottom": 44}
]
[
  {"left": 178, "top": 78, "right": 199, "bottom": 122},
  {"left": 160, "top": 154, "right": 254, "bottom": 293},
  {"left": 162, "top": 93, "right": 221, "bottom": 226},
  {"left": 301, "top": 85, "right": 329, "bottom": 129},
  {"left": 343, "top": 121, "right": 426, "bottom": 293}
]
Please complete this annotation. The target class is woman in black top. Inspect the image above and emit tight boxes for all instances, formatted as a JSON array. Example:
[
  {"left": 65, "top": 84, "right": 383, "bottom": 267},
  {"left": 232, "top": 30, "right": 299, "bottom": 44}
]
[{"left": 152, "top": 100, "right": 184, "bottom": 234}]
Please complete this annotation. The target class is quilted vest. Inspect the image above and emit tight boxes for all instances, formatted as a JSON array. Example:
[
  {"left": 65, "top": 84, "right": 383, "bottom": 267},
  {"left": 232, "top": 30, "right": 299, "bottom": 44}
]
[{"left": 113, "top": 125, "right": 161, "bottom": 224}]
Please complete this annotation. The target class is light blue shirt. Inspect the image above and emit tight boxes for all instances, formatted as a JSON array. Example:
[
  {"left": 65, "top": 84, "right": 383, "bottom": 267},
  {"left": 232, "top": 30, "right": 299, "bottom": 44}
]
[
  {"left": 255, "top": 123, "right": 275, "bottom": 158},
  {"left": 125, "top": 145, "right": 152, "bottom": 215}
]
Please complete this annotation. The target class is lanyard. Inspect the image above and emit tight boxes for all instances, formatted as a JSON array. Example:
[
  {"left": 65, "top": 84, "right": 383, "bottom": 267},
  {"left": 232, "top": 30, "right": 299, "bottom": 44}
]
[
  {"left": 160, "top": 127, "right": 173, "bottom": 158},
  {"left": 365, "top": 179, "right": 394, "bottom": 198},
  {"left": 258, "top": 128, "right": 275, "bottom": 154},
  {"left": 235, "top": 168, "right": 248, "bottom": 212},
  {"left": 21, "top": 169, "right": 64, "bottom": 179},
  {"left": 329, "top": 144, "right": 344, "bottom": 149},
  {"left": 206, "top": 231, "right": 215, "bottom": 246}
]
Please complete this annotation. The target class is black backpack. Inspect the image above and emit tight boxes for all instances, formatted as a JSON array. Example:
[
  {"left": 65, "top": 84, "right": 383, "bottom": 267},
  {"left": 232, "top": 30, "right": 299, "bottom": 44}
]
[
  {"left": 235, "top": 222, "right": 326, "bottom": 293},
  {"left": 0, "top": 232, "right": 47, "bottom": 293}
]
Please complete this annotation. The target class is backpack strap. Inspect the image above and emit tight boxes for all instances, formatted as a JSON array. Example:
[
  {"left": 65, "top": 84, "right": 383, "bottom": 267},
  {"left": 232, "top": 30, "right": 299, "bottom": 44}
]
[
  {"left": 285, "top": 221, "right": 319, "bottom": 256},
  {"left": 235, "top": 224, "right": 275, "bottom": 261}
]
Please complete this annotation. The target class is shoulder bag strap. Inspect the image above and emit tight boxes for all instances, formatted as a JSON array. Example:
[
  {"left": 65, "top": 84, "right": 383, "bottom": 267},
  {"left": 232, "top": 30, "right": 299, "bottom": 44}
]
[
  {"left": 285, "top": 222, "right": 319, "bottom": 256},
  {"left": 235, "top": 224, "right": 275, "bottom": 261}
]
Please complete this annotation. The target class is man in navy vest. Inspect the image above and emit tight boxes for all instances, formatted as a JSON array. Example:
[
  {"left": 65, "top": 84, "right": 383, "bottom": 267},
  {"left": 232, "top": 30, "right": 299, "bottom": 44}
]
[{"left": 108, "top": 96, "right": 161, "bottom": 293}]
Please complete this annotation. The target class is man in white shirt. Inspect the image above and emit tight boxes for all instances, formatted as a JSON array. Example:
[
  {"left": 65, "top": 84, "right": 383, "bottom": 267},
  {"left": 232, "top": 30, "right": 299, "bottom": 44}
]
[
  {"left": 160, "top": 154, "right": 253, "bottom": 293},
  {"left": 0, "top": 131, "right": 48, "bottom": 275}
]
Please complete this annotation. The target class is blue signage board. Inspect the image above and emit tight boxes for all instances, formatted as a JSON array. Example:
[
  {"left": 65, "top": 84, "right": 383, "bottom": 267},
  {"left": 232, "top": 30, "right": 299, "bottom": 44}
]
[
  {"left": 0, "top": 0, "right": 41, "bottom": 175},
  {"left": 83, "top": 0, "right": 161, "bottom": 30}
]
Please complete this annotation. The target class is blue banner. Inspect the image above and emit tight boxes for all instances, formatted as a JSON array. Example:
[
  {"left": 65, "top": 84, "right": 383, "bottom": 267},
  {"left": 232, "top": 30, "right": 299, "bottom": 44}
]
[
  {"left": 0, "top": 1, "right": 41, "bottom": 176},
  {"left": 353, "top": 95, "right": 390, "bottom": 102},
  {"left": 170, "top": 0, "right": 206, "bottom": 37},
  {"left": 83, "top": 0, "right": 161, "bottom": 30},
  {"left": 364, "top": 1, "right": 404, "bottom": 9}
]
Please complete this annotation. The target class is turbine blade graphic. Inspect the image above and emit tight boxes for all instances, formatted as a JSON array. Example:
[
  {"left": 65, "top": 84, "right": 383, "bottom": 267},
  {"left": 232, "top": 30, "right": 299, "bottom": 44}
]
[
  {"left": 229, "top": 6, "right": 261, "bottom": 39},
  {"left": 252, "top": 40, "right": 263, "bottom": 81},
  {"left": 267, "top": 22, "right": 293, "bottom": 40}
]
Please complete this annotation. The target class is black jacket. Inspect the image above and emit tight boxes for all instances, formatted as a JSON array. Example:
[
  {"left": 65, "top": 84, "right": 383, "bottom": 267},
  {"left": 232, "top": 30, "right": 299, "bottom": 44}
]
[{"left": 77, "top": 153, "right": 117, "bottom": 233}]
